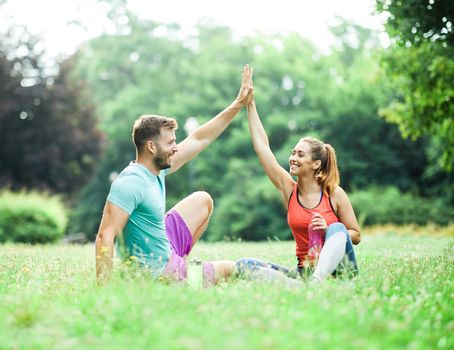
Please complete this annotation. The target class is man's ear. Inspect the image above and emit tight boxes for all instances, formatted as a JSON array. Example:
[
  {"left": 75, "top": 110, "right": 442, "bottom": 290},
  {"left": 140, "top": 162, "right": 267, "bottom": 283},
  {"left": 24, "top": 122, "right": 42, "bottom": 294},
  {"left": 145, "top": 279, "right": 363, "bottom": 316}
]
[{"left": 146, "top": 140, "right": 157, "bottom": 154}]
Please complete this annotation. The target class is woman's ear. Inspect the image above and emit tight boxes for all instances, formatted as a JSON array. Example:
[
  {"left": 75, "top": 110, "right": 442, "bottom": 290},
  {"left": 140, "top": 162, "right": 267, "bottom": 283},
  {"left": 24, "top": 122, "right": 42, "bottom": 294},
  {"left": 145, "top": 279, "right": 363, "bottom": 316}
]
[{"left": 312, "top": 159, "right": 322, "bottom": 170}]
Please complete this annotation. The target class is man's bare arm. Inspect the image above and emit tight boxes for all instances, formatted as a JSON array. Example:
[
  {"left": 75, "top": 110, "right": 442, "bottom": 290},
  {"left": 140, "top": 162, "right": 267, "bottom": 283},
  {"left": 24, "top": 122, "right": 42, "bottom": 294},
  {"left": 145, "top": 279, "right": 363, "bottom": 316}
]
[
  {"left": 95, "top": 202, "right": 130, "bottom": 281},
  {"left": 168, "top": 64, "right": 253, "bottom": 174}
]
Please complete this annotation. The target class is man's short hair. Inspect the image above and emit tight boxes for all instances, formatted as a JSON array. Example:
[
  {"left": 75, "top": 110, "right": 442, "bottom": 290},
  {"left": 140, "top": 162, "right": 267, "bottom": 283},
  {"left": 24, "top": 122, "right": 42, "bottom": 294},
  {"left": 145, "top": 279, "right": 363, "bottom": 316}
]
[{"left": 132, "top": 115, "right": 178, "bottom": 151}]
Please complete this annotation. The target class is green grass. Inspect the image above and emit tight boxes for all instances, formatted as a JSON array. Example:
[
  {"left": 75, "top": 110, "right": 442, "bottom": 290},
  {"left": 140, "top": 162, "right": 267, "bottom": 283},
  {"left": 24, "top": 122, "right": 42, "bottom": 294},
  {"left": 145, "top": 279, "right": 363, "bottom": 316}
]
[{"left": 0, "top": 233, "right": 453, "bottom": 350}]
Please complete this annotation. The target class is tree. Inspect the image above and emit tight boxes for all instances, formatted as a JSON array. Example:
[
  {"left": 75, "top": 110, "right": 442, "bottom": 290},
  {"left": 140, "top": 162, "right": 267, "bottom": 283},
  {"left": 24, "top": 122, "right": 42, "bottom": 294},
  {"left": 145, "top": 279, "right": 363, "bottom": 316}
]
[
  {"left": 0, "top": 27, "right": 103, "bottom": 195},
  {"left": 376, "top": 0, "right": 454, "bottom": 171},
  {"left": 69, "top": 14, "right": 438, "bottom": 240}
]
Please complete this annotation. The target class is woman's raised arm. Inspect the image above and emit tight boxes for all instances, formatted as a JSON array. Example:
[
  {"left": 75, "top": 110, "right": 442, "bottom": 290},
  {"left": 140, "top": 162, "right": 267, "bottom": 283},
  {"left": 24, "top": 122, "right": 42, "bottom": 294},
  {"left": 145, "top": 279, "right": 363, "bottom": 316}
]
[{"left": 247, "top": 100, "right": 294, "bottom": 204}]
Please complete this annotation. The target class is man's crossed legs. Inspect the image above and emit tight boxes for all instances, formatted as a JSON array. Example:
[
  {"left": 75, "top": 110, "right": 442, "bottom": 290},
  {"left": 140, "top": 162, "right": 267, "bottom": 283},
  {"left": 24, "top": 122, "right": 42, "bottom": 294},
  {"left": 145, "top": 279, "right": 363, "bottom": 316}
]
[{"left": 162, "top": 191, "right": 235, "bottom": 285}]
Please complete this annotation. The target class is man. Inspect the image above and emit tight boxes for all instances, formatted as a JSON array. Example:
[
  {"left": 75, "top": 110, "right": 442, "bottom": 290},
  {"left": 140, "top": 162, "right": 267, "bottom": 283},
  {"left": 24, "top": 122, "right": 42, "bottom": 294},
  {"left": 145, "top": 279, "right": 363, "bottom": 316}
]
[{"left": 95, "top": 65, "right": 253, "bottom": 283}]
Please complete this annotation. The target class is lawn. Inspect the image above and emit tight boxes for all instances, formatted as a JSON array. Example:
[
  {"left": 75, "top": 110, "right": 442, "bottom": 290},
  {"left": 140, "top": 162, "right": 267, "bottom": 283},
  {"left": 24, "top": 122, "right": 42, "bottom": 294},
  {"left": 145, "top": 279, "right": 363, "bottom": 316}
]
[{"left": 0, "top": 231, "right": 453, "bottom": 350}]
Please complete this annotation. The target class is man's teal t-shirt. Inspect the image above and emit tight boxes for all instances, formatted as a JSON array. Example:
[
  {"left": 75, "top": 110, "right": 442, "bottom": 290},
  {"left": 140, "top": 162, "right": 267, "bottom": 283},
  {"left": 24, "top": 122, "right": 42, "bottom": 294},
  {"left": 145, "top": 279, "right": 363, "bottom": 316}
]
[{"left": 107, "top": 162, "right": 171, "bottom": 273}]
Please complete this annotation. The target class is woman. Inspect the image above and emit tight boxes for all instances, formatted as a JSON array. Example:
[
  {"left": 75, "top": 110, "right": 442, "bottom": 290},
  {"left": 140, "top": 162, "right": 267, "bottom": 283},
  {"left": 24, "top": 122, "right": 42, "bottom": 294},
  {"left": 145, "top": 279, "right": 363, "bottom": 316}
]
[
  {"left": 202, "top": 71, "right": 360, "bottom": 287},
  {"left": 235, "top": 77, "right": 361, "bottom": 283}
]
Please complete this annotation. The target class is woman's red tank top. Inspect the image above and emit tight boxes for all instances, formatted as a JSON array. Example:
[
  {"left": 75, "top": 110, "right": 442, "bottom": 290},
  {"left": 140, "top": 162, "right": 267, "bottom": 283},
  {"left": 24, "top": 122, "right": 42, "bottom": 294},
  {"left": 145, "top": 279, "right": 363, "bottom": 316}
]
[{"left": 287, "top": 183, "right": 339, "bottom": 266}]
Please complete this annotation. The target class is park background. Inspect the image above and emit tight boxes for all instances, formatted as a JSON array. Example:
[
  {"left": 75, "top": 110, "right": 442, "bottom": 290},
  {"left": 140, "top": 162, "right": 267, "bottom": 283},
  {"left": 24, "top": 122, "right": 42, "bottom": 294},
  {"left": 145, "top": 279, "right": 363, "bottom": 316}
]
[
  {"left": 0, "top": 0, "right": 452, "bottom": 243},
  {"left": 0, "top": 1, "right": 453, "bottom": 349}
]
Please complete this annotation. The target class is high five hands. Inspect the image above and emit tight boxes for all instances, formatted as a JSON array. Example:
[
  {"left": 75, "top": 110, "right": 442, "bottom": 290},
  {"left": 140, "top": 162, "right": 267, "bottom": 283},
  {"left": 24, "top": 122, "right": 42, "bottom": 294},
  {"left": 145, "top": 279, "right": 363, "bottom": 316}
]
[{"left": 235, "top": 64, "right": 254, "bottom": 107}]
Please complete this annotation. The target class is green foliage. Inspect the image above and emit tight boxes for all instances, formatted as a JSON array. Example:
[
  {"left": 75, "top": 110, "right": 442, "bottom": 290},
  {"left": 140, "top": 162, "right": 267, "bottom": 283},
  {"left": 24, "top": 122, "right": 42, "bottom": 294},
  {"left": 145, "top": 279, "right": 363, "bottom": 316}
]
[
  {"left": 376, "top": 0, "right": 453, "bottom": 46},
  {"left": 0, "top": 28, "right": 103, "bottom": 195},
  {"left": 0, "top": 235, "right": 453, "bottom": 349},
  {"left": 0, "top": 191, "right": 67, "bottom": 243},
  {"left": 350, "top": 186, "right": 454, "bottom": 226},
  {"left": 376, "top": 0, "right": 454, "bottom": 171},
  {"left": 209, "top": 159, "right": 289, "bottom": 241},
  {"left": 67, "top": 11, "right": 449, "bottom": 240}
]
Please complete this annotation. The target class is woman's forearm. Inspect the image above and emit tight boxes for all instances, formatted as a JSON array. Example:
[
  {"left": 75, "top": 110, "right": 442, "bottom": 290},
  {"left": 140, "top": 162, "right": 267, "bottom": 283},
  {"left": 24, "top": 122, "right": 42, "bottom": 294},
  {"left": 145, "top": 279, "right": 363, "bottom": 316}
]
[{"left": 247, "top": 101, "right": 271, "bottom": 152}]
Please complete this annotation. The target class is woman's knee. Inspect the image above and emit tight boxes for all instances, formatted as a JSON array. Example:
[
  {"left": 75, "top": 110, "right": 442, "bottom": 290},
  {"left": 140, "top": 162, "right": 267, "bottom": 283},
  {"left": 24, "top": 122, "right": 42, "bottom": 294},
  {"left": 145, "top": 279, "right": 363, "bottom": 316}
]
[{"left": 325, "top": 222, "right": 348, "bottom": 240}]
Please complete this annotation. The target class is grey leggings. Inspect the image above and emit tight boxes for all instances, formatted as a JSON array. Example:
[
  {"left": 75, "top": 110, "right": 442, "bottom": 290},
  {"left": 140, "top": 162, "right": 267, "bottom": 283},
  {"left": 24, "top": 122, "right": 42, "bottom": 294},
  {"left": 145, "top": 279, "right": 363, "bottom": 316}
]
[{"left": 235, "top": 222, "right": 358, "bottom": 279}]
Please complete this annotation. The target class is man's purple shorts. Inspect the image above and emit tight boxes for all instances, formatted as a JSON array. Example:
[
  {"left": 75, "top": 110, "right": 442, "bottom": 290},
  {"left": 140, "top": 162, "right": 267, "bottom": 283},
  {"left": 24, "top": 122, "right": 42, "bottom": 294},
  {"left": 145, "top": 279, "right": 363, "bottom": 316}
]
[{"left": 162, "top": 209, "right": 193, "bottom": 281}]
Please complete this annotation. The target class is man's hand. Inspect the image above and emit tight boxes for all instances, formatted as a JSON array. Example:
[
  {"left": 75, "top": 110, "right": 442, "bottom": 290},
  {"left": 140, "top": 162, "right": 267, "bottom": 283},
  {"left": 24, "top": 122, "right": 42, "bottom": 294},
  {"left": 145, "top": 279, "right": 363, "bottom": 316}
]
[
  {"left": 96, "top": 244, "right": 114, "bottom": 284},
  {"left": 234, "top": 64, "right": 254, "bottom": 107}
]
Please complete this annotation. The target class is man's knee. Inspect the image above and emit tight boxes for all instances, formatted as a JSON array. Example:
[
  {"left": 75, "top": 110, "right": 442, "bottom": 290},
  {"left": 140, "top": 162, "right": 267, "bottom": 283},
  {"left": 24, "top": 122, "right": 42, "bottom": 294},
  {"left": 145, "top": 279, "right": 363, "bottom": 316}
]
[{"left": 192, "top": 191, "right": 213, "bottom": 213}]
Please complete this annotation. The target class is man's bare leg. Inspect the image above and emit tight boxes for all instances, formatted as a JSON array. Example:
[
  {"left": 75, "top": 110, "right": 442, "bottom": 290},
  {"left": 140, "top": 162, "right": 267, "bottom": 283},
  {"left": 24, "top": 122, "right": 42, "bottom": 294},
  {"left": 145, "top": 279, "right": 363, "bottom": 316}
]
[
  {"left": 169, "top": 192, "right": 239, "bottom": 286},
  {"left": 202, "top": 260, "right": 236, "bottom": 287},
  {"left": 169, "top": 191, "right": 213, "bottom": 246}
]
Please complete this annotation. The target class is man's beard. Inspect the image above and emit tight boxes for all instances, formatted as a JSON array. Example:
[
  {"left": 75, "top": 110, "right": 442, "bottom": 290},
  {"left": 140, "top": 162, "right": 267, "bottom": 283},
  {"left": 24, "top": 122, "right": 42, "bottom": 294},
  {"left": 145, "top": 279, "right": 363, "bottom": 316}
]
[{"left": 153, "top": 146, "right": 171, "bottom": 170}]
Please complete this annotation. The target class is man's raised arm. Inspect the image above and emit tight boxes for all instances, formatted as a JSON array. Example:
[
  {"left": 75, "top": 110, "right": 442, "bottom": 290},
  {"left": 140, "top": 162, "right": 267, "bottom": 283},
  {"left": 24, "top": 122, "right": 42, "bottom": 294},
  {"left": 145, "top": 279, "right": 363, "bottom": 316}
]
[{"left": 168, "top": 64, "right": 253, "bottom": 174}]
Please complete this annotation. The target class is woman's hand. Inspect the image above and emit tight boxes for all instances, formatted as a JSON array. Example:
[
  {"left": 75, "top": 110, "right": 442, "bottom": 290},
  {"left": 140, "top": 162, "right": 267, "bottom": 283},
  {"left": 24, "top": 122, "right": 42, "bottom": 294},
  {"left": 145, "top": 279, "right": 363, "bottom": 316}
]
[{"left": 310, "top": 212, "right": 327, "bottom": 231}]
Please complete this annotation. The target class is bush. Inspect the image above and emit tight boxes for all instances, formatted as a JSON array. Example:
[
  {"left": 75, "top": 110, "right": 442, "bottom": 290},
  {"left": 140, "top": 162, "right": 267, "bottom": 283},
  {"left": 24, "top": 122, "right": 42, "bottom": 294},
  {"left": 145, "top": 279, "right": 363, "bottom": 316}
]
[
  {"left": 0, "top": 191, "right": 67, "bottom": 244},
  {"left": 350, "top": 186, "right": 454, "bottom": 227}
]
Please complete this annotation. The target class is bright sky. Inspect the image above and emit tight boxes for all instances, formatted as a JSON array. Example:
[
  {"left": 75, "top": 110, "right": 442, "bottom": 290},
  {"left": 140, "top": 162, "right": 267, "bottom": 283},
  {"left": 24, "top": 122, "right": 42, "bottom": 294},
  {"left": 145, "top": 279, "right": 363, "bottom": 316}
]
[{"left": 1, "top": 0, "right": 388, "bottom": 60}]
